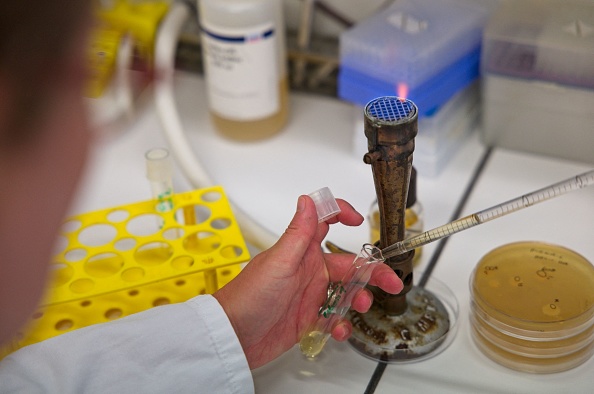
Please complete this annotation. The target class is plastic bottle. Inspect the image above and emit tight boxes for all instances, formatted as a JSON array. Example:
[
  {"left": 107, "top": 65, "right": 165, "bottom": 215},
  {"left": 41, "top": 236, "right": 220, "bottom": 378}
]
[
  {"left": 369, "top": 167, "right": 424, "bottom": 264},
  {"left": 198, "top": 0, "right": 289, "bottom": 141}
]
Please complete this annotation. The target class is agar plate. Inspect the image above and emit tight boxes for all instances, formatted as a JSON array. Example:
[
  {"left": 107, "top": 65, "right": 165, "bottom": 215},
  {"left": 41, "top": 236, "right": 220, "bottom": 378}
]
[{"left": 469, "top": 241, "right": 594, "bottom": 373}]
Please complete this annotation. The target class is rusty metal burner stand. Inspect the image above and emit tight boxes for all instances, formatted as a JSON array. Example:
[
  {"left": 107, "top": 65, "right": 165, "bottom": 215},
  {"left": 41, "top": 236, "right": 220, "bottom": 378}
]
[
  {"left": 363, "top": 100, "right": 417, "bottom": 316},
  {"left": 346, "top": 98, "right": 454, "bottom": 363}
]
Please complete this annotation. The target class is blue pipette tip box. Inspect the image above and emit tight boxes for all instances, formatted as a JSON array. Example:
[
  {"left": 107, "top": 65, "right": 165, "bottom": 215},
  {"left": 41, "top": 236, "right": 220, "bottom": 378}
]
[{"left": 338, "top": 0, "right": 497, "bottom": 116}]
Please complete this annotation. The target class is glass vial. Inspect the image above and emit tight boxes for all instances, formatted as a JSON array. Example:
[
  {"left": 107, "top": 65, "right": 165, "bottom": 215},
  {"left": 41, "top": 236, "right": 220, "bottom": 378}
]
[
  {"left": 145, "top": 148, "right": 174, "bottom": 214},
  {"left": 369, "top": 167, "right": 424, "bottom": 264},
  {"left": 198, "top": 0, "right": 289, "bottom": 141}
]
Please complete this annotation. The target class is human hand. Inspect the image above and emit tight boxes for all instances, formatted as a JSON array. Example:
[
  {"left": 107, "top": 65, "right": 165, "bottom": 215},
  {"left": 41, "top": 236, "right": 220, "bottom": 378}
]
[{"left": 213, "top": 195, "right": 403, "bottom": 369}]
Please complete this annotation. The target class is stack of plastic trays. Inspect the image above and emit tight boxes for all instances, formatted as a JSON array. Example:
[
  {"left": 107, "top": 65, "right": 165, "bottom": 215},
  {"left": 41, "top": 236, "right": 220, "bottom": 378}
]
[
  {"left": 338, "top": 0, "right": 496, "bottom": 115},
  {"left": 469, "top": 242, "right": 594, "bottom": 373}
]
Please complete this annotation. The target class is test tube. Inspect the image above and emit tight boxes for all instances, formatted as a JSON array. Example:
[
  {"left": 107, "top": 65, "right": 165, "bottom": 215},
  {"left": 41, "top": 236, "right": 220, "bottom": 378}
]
[
  {"left": 299, "top": 244, "right": 384, "bottom": 358},
  {"left": 145, "top": 147, "right": 174, "bottom": 216}
]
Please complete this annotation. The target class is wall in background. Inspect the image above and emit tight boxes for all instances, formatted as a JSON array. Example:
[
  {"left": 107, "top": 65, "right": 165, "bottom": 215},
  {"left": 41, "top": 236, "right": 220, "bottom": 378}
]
[{"left": 282, "top": 0, "right": 390, "bottom": 38}]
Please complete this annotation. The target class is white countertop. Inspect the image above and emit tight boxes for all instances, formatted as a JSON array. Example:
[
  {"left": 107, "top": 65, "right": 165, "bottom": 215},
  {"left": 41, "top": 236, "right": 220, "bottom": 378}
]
[{"left": 78, "top": 72, "right": 594, "bottom": 393}]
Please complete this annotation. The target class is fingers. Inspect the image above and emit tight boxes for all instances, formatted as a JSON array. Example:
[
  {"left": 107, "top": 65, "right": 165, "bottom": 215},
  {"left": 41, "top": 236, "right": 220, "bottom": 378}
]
[
  {"left": 367, "top": 263, "right": 404, "bottom": 295},
  {"left": 313, "top": 198, "right": 363, "bottom": 244},
  {"left": 331, "top": 320, "right": 352, "bottom": 342},
  {"left": 324, "top": 254, "right": 403, "bottom": 296},
  {"left": 268, "top": 195, "right": 319, "bottom": 264},
  {"left": 263, "top": 194, "right": 364, "bottom": 272},
  {"left": 324, "top": 199, "right": 364, "bottom": 227},
  {"left": 330, "top": 275, "right": 402, "bottom": 342},
  {"left": 324, "top": 252, "right": 360, "bottom": 280},
  {"left": 351, "top": 288, "right": 373, "bottom": 313}
]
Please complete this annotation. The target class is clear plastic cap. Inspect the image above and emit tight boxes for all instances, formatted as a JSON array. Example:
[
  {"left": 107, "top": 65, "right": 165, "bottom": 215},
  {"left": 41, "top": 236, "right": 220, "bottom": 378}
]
[
  {"left": 145, "top": 148, "right": 172, "bottom": 182},
  {"left": 308, "top": 187, "right": 341, "bottom": 223}
]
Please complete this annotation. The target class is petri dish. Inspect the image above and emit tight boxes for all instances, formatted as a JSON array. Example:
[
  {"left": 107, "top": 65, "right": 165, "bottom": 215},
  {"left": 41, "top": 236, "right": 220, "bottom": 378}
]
[{"left": 469, "top": 241, "right": 594, "bottom": 373}]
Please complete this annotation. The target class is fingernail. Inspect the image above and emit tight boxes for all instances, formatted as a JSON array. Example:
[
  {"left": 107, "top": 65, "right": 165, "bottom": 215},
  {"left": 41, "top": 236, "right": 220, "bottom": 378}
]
[
  {"left": 296, "top": 195, "right": 305, "bottom": 212},
  {"left": 338, "top": 322, "right": 351, "bottom": 341}
]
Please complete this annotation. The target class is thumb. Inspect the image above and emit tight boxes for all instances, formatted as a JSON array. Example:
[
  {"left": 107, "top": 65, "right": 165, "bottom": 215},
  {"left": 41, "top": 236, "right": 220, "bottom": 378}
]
[{"left": 269, "top": 195, "right": 319, "bottom": 263}]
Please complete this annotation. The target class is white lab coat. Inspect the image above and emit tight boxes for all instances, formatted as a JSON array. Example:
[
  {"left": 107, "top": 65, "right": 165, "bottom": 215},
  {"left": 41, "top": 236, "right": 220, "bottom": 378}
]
[{"left": 0, "top": 295, "right": 254, "bottom": 393}]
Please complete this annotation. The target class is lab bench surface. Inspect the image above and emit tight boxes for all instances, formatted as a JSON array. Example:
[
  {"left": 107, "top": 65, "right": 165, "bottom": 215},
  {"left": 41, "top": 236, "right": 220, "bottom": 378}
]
[{"left": 78, "top": 72, "right": 594, "bottom": 393}]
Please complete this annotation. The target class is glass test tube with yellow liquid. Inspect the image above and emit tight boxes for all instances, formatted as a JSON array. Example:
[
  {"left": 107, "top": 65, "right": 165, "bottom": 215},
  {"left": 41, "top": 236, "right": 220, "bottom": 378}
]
[{"left": 299, "top": 244, "right": 384, "bottom": 358}]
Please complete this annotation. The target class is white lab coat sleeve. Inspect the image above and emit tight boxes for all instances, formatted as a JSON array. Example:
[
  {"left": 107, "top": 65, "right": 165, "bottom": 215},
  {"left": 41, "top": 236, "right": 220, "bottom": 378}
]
[{"left": 0, "top": 295, "right": 254, "bottom": 393}]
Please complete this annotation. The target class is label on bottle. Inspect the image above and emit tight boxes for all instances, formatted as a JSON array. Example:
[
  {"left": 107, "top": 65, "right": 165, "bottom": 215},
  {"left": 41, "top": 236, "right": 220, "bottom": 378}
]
[{"left": 201, "top": 21, "right": 280, "bottom": 121}]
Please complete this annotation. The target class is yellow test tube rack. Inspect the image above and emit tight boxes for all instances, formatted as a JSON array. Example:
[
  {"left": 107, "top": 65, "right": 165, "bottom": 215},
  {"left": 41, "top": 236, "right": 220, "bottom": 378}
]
[{"left": 1, "top": 186, "right": 249, "bottom": 358}]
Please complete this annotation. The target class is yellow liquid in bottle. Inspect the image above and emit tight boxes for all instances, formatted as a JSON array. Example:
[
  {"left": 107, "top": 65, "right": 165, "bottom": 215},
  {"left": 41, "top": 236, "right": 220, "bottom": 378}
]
[
  {"left": 299, "top": 330, "right": 330, "bottom": 358},
  {"left": 210, "top": 78, "right": 289, "bottom": 141}
]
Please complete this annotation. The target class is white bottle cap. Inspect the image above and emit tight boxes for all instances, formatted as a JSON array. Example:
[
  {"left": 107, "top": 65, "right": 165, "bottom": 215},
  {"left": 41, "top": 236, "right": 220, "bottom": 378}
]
[{"left": 308, "top": 187, "right": 341, "bottom": 223}]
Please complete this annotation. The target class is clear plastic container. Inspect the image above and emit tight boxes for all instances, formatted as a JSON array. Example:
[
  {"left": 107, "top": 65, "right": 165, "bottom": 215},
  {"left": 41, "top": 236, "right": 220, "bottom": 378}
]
[
  {"left": 308, "top": 187, "right": 341, "bottom": 223},
  {"left": 480, "top": 0, "right": 594, "bottom": 164},
  {"left": 339, "top": 0, "right": 495, "bottom": 114},
  {"left": 469, "top": 241, "right": 594, "bottom": 373}
]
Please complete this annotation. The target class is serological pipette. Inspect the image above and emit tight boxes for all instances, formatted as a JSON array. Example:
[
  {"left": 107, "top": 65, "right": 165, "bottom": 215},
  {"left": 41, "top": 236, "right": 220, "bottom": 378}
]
[
  {"left": 299, "top": 244, "right": 384, "bottom": 358},
  {"left": 381, "top": 169, "right": 594, "bottom": 260}
]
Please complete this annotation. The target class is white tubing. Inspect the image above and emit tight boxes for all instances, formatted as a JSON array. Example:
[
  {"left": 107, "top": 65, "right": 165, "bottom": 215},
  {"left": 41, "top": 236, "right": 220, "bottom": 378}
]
[
  {"left": 154, "top": 2, "right": 278, "bottom": 251},
  {"left": 115, "top": 33, "right": 134, "bottom": 120}
]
